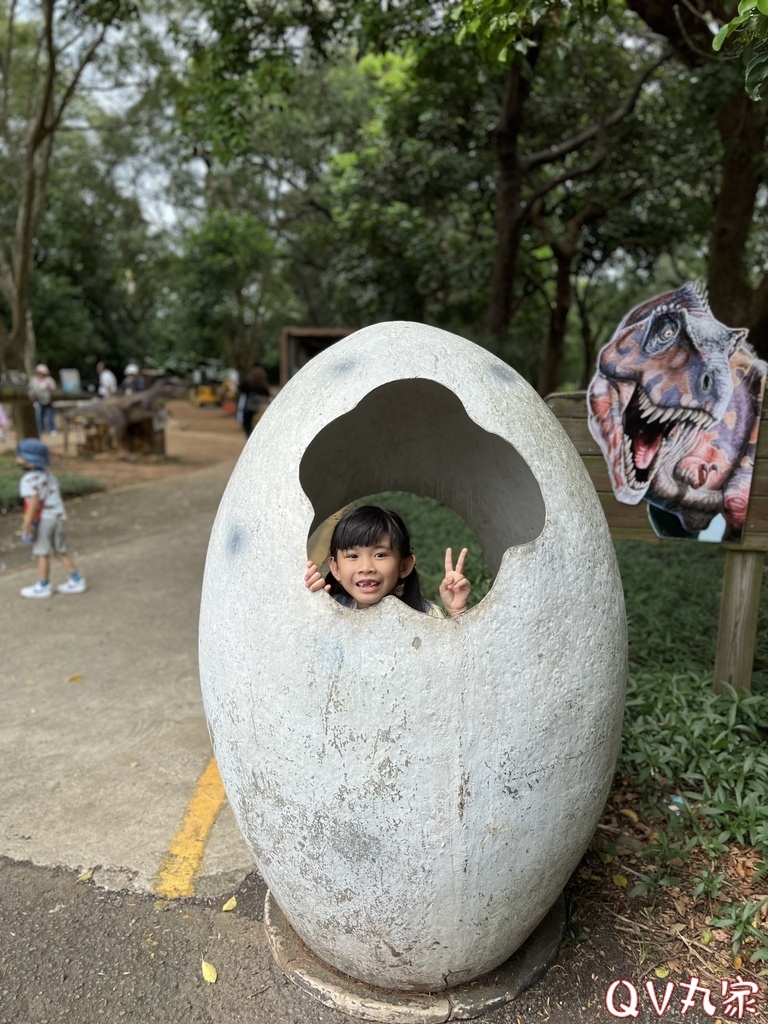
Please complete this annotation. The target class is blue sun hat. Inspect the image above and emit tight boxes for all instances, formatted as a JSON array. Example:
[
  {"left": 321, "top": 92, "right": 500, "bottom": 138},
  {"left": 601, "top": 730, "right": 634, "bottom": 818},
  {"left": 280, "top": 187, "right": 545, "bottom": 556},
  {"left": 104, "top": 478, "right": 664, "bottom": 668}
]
[{"left": 17, "top": 438, "right": 50, "bottom": 468}]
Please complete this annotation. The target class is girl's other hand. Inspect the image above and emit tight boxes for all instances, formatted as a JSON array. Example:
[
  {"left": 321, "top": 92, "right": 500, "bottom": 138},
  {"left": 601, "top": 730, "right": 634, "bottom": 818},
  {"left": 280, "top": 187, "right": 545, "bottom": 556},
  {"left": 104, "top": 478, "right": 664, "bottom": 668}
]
[
  {"left": 440, "top": 547, "right": 471, "bottom": 617},
  {"left": 305, "top": 561, "right": 331, "bottom": 592}
]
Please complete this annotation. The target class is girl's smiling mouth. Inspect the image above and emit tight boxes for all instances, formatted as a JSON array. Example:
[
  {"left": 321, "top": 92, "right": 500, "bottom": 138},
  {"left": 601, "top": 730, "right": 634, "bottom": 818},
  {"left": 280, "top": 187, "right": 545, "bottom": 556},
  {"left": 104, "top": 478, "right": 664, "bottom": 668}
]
[{"left": 356, "top": 579, "right": 380, "bottom": 591}]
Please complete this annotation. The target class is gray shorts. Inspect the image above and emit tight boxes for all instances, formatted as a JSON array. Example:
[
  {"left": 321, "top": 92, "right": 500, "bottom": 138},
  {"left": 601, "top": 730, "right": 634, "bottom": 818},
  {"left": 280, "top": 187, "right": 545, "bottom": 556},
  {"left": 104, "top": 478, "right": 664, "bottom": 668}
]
[{"left": 33, "top": 516, "right": 67, "bottom": 556}]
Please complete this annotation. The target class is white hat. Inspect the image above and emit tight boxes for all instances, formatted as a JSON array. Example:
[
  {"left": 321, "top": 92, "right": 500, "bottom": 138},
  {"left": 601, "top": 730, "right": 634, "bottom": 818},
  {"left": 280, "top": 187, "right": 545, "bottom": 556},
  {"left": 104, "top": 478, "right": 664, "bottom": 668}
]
[
  {"left": 124, "top": 363, "right": 140, "bottom": 375},
  {"left": 34, "top": 363, "right": 50, "bottom": 375}
]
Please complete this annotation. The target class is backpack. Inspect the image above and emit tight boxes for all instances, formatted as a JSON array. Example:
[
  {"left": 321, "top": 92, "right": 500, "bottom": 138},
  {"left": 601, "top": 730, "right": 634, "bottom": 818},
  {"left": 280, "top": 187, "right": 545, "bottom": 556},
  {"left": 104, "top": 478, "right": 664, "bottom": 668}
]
[
  {"left": 245, "top": 391, "right": 271, "bottom": 414},
  {"left": 23, "top": 477, "right": 50, "bottom": 540}
]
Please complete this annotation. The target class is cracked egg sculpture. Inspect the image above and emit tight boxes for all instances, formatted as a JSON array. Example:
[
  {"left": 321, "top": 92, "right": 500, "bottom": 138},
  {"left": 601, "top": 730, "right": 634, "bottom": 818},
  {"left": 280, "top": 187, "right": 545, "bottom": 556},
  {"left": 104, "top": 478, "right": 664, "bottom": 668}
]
[{"left": 199, "top": 322, "right": 627, "bottom": 993}]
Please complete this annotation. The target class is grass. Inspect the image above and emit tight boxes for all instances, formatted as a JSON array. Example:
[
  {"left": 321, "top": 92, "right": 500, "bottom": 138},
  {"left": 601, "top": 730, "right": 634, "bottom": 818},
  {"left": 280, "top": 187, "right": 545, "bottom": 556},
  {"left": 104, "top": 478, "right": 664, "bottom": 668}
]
[
  {"left": 0, "top": 449, "right": 104, "bottom": 513},
  {"left": 615, "top": 540, "right": 768, "bottom": 853},
  {"left": 608, "top": 540, "right": 768, "bottom": 973}
]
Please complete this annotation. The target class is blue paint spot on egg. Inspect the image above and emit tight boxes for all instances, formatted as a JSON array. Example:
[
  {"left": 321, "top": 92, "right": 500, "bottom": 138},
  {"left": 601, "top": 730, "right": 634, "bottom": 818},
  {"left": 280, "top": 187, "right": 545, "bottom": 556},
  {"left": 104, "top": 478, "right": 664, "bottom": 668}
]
[
  {"left": 333, "top": 360, "right": 357, "bottom": 375},
  {"left": 227, "top": 526, "right": 245, "bottom": 558},
  {"left": 489, "top": 362, "right": 518, "bottom": 385}
]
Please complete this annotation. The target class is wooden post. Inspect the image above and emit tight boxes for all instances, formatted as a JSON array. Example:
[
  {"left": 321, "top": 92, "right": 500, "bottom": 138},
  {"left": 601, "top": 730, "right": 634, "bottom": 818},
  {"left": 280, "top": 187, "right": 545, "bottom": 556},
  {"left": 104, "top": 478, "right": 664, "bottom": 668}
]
[{"left": 714, "top": 549, "right": 765, "bottom": 692}]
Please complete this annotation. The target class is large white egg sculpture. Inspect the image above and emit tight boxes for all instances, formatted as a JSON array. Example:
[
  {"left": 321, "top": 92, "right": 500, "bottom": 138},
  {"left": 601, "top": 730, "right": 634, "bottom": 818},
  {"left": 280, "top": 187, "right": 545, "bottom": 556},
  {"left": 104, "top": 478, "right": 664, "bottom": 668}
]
[{"left": 199, "top": 322, "right": 627, "bottom": 993}]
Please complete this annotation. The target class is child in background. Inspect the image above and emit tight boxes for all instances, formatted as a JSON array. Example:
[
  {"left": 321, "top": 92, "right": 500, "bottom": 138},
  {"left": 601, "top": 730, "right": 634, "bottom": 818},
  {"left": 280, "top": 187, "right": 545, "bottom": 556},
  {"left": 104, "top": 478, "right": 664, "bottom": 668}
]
[
  {"left": 16, "top": 438, "right": 86, "bottom": 599},
  {"left": 304, "top": 505, "right": 470, "bottom": 618},
  {"left": 28, "top": 363, "right": 57, "bottom": 435}
]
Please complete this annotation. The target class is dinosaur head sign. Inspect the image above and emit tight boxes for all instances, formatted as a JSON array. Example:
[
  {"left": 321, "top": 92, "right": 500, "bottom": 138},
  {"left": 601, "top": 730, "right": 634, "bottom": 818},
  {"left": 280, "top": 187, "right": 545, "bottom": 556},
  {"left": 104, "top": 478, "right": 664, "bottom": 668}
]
[{"left": 587, "top": 283, "right": 766, "bottom": 542}]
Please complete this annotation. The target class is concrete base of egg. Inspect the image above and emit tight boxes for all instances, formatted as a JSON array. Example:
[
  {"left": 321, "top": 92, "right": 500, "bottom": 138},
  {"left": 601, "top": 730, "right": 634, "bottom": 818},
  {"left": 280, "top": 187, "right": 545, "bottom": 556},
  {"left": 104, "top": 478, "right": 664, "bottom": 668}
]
[
  {"left": 199, "top": 322, "right": 627, "bottom": 999},
  {"left": 265, "top": 889, "right": 567, "bottom": 1022}
]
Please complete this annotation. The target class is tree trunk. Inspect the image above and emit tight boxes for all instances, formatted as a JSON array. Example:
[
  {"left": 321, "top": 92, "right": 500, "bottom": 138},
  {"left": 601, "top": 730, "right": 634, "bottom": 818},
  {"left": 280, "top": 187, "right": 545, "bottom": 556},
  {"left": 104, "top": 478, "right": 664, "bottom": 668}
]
[
  {"left": 10, "top": 397, "right": 38, "bottom": 439},
  {"left": 626, "top": 0, "right": 768, "bottom": 356},
  {"left": 537, "top": 250, "right": 572, "bottom": 396},
  {"left": 485, "top": 54, "right": 538, "bottom": 340},
  {"left": 576, "top": 287, "right": 597, "bottom": 389},
  {"left": 707, "top": 90, "right": 768, "bottom": 333}
]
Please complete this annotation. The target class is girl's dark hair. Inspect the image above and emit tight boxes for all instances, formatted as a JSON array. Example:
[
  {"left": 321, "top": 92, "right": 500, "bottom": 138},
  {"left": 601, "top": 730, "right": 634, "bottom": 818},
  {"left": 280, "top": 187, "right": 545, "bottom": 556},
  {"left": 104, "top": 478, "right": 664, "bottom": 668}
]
[{"left": 325, "top": 505, "right": 423, "bottom": 611}]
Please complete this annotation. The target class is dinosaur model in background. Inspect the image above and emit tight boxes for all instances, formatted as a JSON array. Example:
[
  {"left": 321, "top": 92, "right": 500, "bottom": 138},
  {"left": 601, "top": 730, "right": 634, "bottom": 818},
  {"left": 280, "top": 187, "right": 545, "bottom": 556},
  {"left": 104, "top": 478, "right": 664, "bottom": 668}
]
[
  {"left": 63, "top": 378, "right": 183, "bottom": 459},
  {"left": 587, "top": 283, "right": 766, "bottom": 541}
]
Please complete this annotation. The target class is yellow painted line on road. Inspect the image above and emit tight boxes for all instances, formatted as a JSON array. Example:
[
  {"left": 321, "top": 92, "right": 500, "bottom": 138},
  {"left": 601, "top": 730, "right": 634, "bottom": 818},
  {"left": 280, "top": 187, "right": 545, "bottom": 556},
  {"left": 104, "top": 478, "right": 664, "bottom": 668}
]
[{"left": 153, "top": 756, "right": 227, "bottom": 898}]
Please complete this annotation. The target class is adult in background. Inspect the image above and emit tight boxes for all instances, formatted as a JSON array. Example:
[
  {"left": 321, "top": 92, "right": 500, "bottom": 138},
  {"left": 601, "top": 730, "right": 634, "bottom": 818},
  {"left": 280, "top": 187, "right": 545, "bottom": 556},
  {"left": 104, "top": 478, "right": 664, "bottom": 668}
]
[
  {"left": 238, "top": 365, "right": 272, "bottom": 437},
  {"left": 97, "top": 361, "right": 117, "bottom": 398},
  {"left": 120, "top": 363, "right": 144, "bottom": 395},
  {"left": 28, "top": 363, "right": 57, "bottom": 435}
]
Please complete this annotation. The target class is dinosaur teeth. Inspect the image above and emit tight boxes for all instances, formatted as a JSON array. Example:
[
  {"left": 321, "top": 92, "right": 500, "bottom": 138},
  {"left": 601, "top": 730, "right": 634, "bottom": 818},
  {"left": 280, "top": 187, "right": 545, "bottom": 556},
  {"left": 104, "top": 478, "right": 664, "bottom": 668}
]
[
  {"left": 637, "top": 390, "right": 652, "bottom": 413},
  {"left": 696, "top": 410, "right": 714, "bottom": 429},
  {"left": 639, "top": 400, "right": 720, "bottom": 431},
  {"left": 622, "top": 435, "right": 644, "bottom": 488}
]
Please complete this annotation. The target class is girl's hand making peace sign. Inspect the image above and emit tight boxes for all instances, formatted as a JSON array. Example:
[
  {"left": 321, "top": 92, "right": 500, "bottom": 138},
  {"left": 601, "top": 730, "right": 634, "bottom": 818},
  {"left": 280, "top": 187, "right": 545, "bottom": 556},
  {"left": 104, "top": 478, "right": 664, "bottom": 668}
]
[{"left": 439, "top": 547, "right": 471, "bottom": 617}]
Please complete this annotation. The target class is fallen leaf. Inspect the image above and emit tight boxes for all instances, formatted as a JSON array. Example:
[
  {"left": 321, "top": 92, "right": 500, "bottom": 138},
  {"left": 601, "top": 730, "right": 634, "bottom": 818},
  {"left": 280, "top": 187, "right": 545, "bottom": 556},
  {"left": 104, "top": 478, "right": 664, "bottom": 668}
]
[
  {"left": 700, "top": 930, "right": 714, "bottom": 946},
  {"left": 222, "top": 896, "right": 237, "bottom": 912},
  {"left": 76, "top": 868, "right": 94, "bottom": 883},
  {"left": 733, "top": 954, "right": 743, "bottom": 969},
  {"left": 612, "top": 874, "right": 628, "bottom": 889},
  {"left": 619, "top": 808, "right": 639, "bottom": 823},
  {"left": 67, "top": 673, "right": 84, "bottom": 683},
  {"left": 669, "top": 923, "right": 686, "bottom": 934},
  {"left": 654, "top": 966, "right": 670, "bottom": 978},
  {"left": 130, "top": 761, "right": 139, "bottom": 768},
  {"left": 201, "top": 959, "right": 217, "bottom": 984},
  {"left": 752, "top": 895, "right": 768, "bottom": 926}
]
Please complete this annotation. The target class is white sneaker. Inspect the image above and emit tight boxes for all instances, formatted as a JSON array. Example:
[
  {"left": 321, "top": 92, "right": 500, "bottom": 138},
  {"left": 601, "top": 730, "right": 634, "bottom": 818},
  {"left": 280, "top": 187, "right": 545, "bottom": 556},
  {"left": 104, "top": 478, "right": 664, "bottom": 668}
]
[
  {"left": 56, "top": 577, "right": 87, "bottom": 594},
  {"left": 20, "top": 581, "right": 52, "bottom": 599}
]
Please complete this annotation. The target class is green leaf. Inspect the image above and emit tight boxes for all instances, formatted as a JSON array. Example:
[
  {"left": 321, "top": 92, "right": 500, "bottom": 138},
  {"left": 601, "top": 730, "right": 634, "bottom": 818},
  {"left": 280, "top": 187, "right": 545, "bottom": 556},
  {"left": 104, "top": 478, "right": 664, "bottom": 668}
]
[
  {"left": 745, "top": 50, "right": 768, "bottom": 98},
  {"left": 717, "top": 8, "right": 759, "bottom": 50}
]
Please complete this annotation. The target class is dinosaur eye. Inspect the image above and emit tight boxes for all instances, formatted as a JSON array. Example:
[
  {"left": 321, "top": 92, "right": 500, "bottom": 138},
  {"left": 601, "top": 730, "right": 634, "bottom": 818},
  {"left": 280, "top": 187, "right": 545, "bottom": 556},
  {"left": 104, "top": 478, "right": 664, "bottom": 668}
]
[{"left": 644, "top": 313, "right": 680, "bottom": 353}]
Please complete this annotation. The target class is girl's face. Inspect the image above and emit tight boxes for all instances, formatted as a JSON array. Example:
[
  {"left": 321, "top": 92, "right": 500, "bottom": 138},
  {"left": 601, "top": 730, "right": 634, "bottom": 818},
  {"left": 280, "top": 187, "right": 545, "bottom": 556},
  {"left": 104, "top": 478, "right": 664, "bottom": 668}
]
[{"left": 328, "top": 533, "right": 415, "bottom": 608}]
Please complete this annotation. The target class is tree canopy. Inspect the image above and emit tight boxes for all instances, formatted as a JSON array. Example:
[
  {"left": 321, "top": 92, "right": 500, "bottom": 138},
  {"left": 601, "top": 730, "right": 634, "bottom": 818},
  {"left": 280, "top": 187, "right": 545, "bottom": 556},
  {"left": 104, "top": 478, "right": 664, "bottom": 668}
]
[{"left": 1, "top": 0, "right": 766, "bottom": 399}]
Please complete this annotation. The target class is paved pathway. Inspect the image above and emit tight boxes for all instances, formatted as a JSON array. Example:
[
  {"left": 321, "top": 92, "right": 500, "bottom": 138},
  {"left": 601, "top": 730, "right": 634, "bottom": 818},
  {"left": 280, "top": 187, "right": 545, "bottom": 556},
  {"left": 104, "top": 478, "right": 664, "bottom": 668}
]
[{"left": 1, "top": 461, "right": 254, "bottom": 897}]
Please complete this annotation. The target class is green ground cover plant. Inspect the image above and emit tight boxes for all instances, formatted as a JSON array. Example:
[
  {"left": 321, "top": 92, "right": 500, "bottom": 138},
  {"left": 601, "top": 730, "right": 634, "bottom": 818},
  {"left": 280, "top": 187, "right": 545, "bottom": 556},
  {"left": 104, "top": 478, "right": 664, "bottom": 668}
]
[
  {"left": 613, "top": 540, "right": 768, "bottom": 969},
  {"left": 0, "top": 449, "right": 104, "bottom": 513}
]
